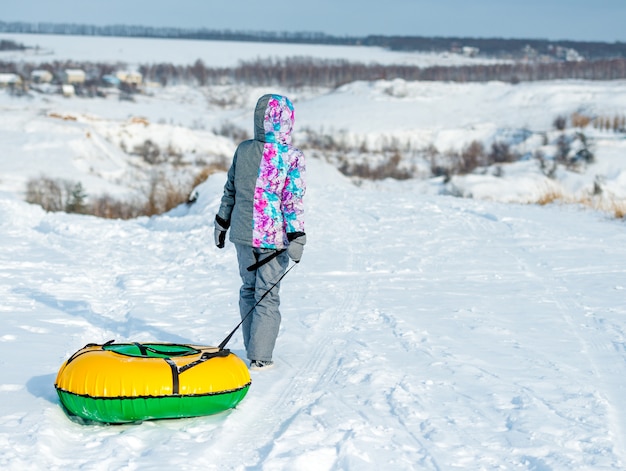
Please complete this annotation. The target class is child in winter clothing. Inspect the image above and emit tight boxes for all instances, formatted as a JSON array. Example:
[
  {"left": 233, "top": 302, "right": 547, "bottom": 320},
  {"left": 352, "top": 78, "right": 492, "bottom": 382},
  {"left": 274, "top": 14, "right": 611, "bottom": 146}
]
[{"left": 214, "top": 94, "right": 306, "bottom": 370}]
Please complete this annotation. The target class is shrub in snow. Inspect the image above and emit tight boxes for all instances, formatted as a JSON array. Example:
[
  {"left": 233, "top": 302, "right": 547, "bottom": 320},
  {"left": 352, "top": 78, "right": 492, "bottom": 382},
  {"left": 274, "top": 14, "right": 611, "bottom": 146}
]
[
  {"left": 23, "top": 167, "right": 220, "bottom": 219},
  {"left": 25, "top": 177, "right": 87, "bottom": 214}
]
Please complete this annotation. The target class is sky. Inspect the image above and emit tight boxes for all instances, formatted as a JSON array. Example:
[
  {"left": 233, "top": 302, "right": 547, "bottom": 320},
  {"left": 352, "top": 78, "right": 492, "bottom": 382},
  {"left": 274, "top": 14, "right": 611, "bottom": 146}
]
[{"left": 2, "top": 0, "right": 626, "bottom": 43}]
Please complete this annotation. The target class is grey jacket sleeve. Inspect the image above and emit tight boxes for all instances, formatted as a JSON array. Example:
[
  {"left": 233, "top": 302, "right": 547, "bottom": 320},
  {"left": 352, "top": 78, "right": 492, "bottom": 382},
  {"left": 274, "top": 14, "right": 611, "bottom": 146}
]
[{"left": 216, "top": 152, "right": 237, "bottom": 228}]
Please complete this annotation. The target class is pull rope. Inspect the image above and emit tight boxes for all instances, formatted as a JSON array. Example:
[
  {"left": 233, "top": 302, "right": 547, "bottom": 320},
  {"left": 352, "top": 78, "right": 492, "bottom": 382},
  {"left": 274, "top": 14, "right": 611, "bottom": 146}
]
[{"left": 218, "top": 262, "right": 296, "bottom": 350}]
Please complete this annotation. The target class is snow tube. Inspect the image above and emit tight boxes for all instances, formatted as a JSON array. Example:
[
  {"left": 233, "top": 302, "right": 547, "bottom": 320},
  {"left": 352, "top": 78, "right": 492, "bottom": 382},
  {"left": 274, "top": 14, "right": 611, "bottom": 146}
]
[{"left": 54, "top": 341, "right": 251, "bottom": 423}]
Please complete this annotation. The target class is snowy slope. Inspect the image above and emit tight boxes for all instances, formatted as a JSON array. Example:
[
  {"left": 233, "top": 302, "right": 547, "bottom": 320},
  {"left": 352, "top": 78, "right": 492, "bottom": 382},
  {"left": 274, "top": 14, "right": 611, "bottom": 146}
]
[
  {"left": 1, "top": 158, "right": 626, "bottom": 470},
  {"left": 296, "top": 79, "right": 626, "bottom": 137}
]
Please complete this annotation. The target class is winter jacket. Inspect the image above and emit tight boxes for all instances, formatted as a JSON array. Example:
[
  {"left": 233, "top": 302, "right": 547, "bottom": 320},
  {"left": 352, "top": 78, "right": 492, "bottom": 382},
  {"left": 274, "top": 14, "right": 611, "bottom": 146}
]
[{"left": 216, "top": 94, "right": 306, "bottom": 249}]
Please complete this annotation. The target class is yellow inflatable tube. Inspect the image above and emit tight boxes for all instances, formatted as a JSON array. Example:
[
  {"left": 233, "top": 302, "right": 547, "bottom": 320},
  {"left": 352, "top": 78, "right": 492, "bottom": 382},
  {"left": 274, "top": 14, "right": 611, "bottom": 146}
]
[{"left": 55, "top": 341, "right": 251, "bottom": 423}]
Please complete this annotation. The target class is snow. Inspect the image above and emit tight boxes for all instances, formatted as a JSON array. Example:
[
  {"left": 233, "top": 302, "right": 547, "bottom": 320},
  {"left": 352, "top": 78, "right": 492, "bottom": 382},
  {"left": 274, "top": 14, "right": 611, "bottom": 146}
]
[
  {"left": 1, "top": 33, "right": 626, "bottom": 470},
  {"left": 297, "top": 78, "right": 626, "bottom": 138},
  {"left": 0, "top": 33, "right": 507, "bottom": 68}
]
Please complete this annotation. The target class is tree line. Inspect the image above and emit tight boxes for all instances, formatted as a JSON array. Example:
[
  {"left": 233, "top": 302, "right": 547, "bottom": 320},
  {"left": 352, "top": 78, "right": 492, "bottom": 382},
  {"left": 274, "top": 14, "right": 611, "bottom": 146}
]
[
  {"left": 0, "top": 39, "right": 26, "bottom": 51},
  {"left": 363, "top": 36, "right": 626, "bottom": 60},
  {"left": 3, "top": 57, "right": 626, "bottom": 88},
  {"left": 141, "top": 57, "right": 626, "bottom": 86}
]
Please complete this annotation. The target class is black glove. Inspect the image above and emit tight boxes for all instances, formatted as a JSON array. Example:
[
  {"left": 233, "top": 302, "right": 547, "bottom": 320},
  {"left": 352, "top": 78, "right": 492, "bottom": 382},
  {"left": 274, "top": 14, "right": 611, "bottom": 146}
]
[
  {"left": 214, "top": 216, "right": 229, "bottom": 249},
  {"left": 287, "top": 232, "right": 306, "bottom": 263}
]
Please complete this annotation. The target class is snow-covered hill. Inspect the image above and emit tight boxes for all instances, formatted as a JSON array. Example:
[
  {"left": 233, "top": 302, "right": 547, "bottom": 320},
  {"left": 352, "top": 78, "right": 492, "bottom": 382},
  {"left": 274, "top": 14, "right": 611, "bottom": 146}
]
[{"left": 3, "top": 78, "right": 626, "bottom": 206}]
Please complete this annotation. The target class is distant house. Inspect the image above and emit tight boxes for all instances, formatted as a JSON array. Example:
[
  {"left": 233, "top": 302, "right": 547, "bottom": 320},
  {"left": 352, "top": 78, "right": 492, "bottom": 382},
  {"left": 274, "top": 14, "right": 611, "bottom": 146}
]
[
  {"left": 62, "top": 84, "right": 75, "bottom": 97},
  {"left": 63, "top": 69, "right": 86, "bottom": 85},
  {"left": 115, "top": 71, "right": 143, "bottom": 86},
  {"left": 102, "top": 74, "right": 121, "bottom": 87},
  {"left": 462, "top": 46, "right": 480, "bottom": 58},
  {"left": 0, "top": 73, "right": 22, "bottom": 88},
  {"left": 31, "top": 70, "right": 53, "bottom": 84}
]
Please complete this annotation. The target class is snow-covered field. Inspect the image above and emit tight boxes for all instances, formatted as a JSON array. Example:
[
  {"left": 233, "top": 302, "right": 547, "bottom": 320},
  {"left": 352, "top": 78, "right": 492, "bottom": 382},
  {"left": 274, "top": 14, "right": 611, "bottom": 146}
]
[
  {"left": 1, "top": 33, "right": 626, "bottom": 470},
  {"left": 0, "top": 32, "right": 506, "bottom": 68}
]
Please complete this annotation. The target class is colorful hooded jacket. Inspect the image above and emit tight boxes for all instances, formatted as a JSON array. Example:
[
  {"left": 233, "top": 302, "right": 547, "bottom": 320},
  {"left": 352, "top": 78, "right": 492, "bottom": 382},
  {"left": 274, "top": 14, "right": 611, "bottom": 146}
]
[{"left": 216, "top": 94, "right": 306, "bottom": 249}]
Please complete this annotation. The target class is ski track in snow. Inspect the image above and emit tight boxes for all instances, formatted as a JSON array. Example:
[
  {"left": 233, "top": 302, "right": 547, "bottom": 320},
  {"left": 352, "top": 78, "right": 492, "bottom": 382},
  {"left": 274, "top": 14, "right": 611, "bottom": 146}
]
[
  {"left": 515, "top": 225, "right": 626, "bottom": 465},
  {"left": 1, "top": 164, "right": 626, "bottom": 470}
]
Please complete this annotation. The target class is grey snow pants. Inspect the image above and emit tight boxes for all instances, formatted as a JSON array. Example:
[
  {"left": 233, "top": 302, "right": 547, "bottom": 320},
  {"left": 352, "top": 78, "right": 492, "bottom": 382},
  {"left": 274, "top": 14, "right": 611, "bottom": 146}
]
[{"left": 235, "top": 244, "right": 289, "bottom": 362}]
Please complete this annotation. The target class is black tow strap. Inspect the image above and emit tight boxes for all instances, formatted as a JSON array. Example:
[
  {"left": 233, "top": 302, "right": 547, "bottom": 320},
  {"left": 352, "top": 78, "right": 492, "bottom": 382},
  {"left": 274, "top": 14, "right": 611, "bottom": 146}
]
[
  {"left": 164, "top": 349, "right": 231, "bottom": 395},
  {"left": 134, "top": 342, "right": 148, "bottom": 356},
  {"left": 247, "top": 249, "right": 286, "bottom": 271},
  {"left": 164, "top": 358, "right": 180, "bottom": 394}
]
